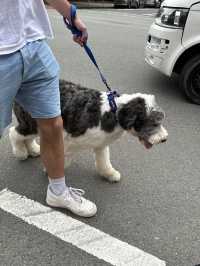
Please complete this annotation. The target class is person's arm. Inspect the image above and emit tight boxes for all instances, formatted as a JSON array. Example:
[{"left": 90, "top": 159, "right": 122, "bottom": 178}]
[
  {"left": 46, "top": 0, "right": 71, "bottom": 19},
  {"left": 45, "top": 0, "right": 88, "bottom": 46}
]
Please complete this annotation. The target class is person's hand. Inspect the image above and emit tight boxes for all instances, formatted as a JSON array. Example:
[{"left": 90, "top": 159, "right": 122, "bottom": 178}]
[{"left": 73, "top": 16, "right": 88, "bottom": 47}]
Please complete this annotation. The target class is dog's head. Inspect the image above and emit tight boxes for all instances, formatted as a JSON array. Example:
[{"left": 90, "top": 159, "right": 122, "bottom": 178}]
[{"left": 117, "top": 94, "right": 168, "bottom": 149}]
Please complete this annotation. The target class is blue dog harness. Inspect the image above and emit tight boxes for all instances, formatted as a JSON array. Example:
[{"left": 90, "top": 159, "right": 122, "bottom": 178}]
[{"left": 63, "top": 5, "right": 119, "bottom": 113}]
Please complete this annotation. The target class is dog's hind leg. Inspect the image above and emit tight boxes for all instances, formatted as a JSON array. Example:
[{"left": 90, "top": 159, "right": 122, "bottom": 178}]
[
  {"left": 9, "top": 126, "right": 29, "bottom": 160},
  {"left": 9, "top": 126, "right": 40, "bottom": 160},
  {"left": 25, "top": 138, "right": 40, "bottom": 158},
  {"left": 94, "top": 146, "right": 121, "bottom": 182},
  {"left": 10, "top": 103, "right": 40, "bottom": 160}
]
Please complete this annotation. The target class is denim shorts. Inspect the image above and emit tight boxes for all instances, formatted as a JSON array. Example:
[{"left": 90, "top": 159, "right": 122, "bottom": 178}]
[{"left": 0, "top": 40, "right": 61, "bottom": 137}]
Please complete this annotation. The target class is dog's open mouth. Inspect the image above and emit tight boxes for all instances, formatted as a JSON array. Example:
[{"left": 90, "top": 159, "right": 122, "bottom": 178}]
[{"left": 139, "top": 137, "right": 153, "bottom": 149}]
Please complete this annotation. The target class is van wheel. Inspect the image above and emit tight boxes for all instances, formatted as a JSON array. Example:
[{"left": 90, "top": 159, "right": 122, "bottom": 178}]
[{"left": 179, "top": 55, "right": 200, "bottom": 105}]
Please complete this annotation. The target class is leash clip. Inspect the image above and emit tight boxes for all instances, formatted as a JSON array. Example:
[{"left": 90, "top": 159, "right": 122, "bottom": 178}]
[{"left": 107, "top": 90, "right": 119, "bottom": 113}]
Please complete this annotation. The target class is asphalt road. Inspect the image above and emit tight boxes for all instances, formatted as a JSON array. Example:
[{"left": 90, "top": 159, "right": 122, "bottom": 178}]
[{"left": 0, "top": 8, "right": 200, "bottom": 266}]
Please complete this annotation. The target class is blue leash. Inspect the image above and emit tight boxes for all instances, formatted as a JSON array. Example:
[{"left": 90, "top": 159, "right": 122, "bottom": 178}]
[{"left": 63, "top": 4, "right": 119, "bottom": 113}]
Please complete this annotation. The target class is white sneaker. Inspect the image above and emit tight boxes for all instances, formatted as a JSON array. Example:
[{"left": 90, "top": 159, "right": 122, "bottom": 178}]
[{"left": 46, "top": 186, "right": 97, "bottom": 217}]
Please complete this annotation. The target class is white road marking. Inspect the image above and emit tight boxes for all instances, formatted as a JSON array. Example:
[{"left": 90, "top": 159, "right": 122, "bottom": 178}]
[
  {"left": 0, "top": 189, "right": 166, "bottom": 266},
  {"left": 143, "top": 14, "right": 155, "bottom": 17}
]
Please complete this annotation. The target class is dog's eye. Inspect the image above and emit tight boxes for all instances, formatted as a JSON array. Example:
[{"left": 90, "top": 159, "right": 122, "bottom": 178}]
[
  {"left": 134, "top": 120, "right": 143, "bottom": 132},
  {"left": 153, "top": 123, "right": 159, "bottom": 127}
]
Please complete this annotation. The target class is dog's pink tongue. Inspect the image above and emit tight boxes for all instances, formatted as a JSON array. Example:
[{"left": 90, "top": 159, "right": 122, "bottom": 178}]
[
  {"left": 144, "top": 141, "right": 153, "bottom": 149},
  {"left": 139, "top": 138, "right": 153, "bottom": 149}
]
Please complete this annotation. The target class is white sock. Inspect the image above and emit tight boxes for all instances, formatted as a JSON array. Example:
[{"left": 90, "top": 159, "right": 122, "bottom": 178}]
[{"left": 48, "top": 176, "right": 67, "bottom": 196}]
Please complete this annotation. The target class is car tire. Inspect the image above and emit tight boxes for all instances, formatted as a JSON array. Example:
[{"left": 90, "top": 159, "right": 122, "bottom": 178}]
[{"left": 179, "top": 55, "right": 200, "bottom": 105}]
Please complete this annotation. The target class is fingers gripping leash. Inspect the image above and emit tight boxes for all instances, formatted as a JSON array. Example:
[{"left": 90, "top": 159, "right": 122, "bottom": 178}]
[{"left": 63, "top": 4, "right": 119, "bottom": 113}]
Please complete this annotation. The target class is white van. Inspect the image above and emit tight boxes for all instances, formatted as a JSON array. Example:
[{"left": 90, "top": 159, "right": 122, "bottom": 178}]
[{"left": 145, "top": 0, "right": 200, "bottom": 104}]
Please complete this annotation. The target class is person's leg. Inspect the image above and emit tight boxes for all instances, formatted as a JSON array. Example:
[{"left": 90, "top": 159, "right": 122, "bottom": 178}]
[
  {"left": 37, "top": 116, "right": 96, "bottom": 217},
  {"left": 37, "top": 116, "right": 65, "bottom": 179},
  {"left": 37, "top": 116, "right": 67, "bottom": 196},
  {"left": 16, "top": 40, "right": 97, "bottom": 217}
]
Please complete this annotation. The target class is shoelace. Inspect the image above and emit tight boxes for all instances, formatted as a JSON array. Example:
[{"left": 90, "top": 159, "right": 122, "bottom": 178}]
[{"left": 66, "top": 187, "right": 85, "bottom": 203}]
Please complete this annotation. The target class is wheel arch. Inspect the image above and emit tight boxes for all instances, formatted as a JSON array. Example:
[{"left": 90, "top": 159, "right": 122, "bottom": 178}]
[{"left": 173, "top": 44, "right": 200, "bottom": 75}]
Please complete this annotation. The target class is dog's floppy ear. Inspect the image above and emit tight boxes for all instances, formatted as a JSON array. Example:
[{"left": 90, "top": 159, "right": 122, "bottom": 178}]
[{"left": 118, "top": 97, "right": 146, "bottom": 131}]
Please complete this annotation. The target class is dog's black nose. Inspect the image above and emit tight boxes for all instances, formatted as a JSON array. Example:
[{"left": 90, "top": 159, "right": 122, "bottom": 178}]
[{"left": 161, "top": 138, "right": 167, "bottom": 143}]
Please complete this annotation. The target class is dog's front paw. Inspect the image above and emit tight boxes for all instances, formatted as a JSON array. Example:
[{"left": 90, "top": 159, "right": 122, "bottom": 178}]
[
  {"left": 9, "top": 126, "right": 28, "bottom": 160},
  {"left": 100, "top": 168, "right": 121, "bottom": 183}
]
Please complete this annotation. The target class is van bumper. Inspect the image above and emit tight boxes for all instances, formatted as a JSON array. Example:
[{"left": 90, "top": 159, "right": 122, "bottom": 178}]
[{"left": 145, "top": 23, "right": 184, "bottom": 76}]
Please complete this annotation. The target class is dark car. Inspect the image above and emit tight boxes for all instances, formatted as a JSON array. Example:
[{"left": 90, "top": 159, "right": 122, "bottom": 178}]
[
  {"left": 114, "top": 0, "right": 145, "bottom": 8},
  {"left": 144, "top": 0, "right": 161, "bottom": 7}
]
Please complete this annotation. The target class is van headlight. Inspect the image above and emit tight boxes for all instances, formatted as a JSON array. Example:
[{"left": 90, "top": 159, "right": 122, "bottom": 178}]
[{"left": 155, "top": 7, "right": 189, "bottom": 29}]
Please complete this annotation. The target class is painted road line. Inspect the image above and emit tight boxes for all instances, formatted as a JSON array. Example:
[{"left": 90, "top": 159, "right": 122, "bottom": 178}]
[
  {"left": 0, "top": 189, "right": 166, "bottom": 266},
  {"left": 143, "top": 14, "right": 155, "bottom": 17}
]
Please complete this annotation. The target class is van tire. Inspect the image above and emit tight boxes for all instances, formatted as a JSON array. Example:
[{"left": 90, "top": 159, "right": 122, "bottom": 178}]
[{"left": 179, "top": 55, "right": 200, "bottom": 105}]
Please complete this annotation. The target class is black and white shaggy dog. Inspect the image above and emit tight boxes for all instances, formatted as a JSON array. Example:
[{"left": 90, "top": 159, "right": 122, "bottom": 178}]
[{"left": 9, "top": 80, "right": 168, "bottom": 182}]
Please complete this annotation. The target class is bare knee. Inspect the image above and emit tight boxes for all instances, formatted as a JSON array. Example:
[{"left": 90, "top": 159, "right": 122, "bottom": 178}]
[{"left": 37, "top": 116, "right": 63, "bottom": 139}]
